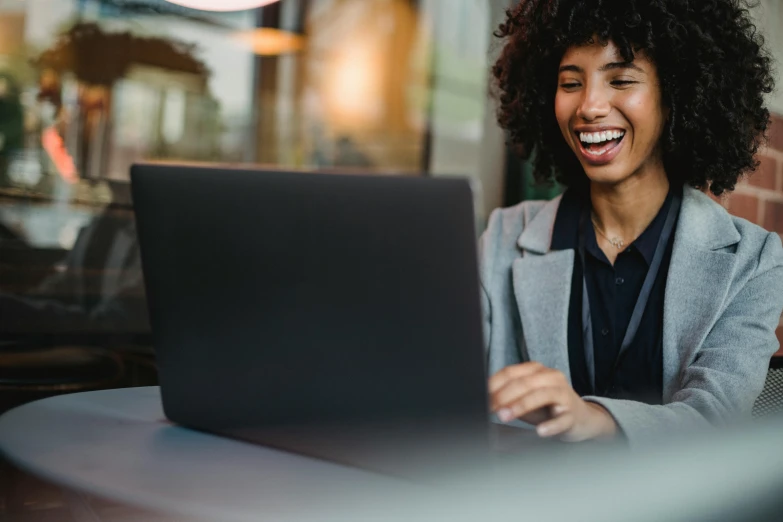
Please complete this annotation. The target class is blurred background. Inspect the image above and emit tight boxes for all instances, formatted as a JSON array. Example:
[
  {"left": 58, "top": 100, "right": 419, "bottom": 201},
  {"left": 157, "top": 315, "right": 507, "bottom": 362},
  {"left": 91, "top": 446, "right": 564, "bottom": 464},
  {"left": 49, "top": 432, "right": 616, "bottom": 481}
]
[
  {"left": 0, "top": 0, "right": 527, "bottom": 417},
  {"left": 1, "top": 0, "right": 783, "bottom": 517}
]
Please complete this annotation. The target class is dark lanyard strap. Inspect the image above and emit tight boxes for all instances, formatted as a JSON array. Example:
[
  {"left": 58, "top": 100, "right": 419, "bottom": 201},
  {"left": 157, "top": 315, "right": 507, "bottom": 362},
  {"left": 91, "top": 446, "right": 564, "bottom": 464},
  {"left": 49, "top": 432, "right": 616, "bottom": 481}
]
[{"left": 578, "top": 191, "right": 681, "bottom": 394}]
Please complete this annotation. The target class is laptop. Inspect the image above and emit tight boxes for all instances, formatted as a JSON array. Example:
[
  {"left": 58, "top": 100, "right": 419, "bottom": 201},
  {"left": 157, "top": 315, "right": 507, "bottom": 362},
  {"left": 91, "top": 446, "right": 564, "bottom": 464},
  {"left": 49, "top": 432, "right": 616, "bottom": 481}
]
[{"left": 131, "top": 163, "right": 543, "bottom": 477}]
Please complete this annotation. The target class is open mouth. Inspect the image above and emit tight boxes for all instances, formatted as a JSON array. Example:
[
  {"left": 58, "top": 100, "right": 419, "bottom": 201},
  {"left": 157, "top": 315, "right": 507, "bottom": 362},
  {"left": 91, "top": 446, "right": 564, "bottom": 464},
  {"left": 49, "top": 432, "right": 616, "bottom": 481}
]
[{"left": 576, "top": 130, "right": 626, "bottom": 165}]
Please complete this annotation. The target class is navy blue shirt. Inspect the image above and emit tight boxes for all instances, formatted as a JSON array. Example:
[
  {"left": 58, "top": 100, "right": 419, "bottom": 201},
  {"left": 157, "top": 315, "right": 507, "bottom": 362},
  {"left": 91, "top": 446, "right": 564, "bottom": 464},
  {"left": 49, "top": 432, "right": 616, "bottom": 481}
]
[{"left": 551, "top": 186, "right": 681, "bottom": 405}]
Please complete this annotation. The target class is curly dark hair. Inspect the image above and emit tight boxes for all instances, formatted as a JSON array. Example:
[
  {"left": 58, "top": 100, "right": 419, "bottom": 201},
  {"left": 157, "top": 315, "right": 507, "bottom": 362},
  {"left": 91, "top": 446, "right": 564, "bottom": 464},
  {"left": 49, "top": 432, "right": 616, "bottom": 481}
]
[{"left": 492, "top": 0, "right": 774, "bottom": 196}]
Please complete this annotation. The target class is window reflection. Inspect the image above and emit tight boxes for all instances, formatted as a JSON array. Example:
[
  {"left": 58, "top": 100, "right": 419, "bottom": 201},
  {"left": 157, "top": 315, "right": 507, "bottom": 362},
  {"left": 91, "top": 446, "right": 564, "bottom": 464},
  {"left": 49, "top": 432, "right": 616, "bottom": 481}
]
[{"left": 0, "top": 180, "right": 146, "bottom": 334}]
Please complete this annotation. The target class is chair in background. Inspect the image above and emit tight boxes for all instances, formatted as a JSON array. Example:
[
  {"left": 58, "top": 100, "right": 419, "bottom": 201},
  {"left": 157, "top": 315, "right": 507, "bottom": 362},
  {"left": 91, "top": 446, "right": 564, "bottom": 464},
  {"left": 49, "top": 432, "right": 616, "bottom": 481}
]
[{"left": 753, "top": 358, "right": 783, "bottom": 418}]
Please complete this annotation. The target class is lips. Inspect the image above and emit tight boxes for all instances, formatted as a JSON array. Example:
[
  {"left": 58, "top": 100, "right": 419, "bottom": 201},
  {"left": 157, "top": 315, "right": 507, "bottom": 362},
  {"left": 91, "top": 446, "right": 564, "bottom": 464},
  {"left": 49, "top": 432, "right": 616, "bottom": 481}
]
[{"left": 575, "top": 132, "right": 626, "bottom": 166}]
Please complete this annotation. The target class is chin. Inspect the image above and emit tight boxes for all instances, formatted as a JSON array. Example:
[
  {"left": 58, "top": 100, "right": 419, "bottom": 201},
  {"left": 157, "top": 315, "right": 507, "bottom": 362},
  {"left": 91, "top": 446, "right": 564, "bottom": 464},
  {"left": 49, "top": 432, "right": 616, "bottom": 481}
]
[{"left": 581, "top": 164, "right": 632, "bottom": 186}]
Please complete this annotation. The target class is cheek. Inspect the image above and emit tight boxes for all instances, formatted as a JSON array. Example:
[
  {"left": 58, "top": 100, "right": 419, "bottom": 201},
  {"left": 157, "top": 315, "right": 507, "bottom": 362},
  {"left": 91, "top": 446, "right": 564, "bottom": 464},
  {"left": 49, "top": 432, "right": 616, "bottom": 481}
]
[{"left": 619, "top": 91, "right": 665, "bottom": 139}]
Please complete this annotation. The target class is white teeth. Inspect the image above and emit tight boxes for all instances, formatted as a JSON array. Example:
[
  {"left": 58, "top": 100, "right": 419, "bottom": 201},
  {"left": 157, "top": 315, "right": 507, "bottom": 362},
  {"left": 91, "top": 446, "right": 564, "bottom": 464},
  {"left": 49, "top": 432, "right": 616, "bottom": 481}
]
[{"left": 579, "top": 130, "right": 625, "bottom": 144}]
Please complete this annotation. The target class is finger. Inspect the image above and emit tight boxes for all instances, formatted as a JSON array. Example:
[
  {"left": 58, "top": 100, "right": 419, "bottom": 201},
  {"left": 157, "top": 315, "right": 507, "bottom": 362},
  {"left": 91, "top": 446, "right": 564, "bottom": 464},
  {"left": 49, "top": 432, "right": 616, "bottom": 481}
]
[
  {"left": 503, "top": 386, "right": 569, "bottom": 421},
  {"left": 488, "top": 362, "right": 545, "bottom": 393},
  {"left": 488, "top": 362, "right": 546, "bottom": 394},
  {"left": 536, "top": 412, "right": 575, "bottom": 438},
  {"left": 490, "top": 369, "right": 567, "bottom": 411}
]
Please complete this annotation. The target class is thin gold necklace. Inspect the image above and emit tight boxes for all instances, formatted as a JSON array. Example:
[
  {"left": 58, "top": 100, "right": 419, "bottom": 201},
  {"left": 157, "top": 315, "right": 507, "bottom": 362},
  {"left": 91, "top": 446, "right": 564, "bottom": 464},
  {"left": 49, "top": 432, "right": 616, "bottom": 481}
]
[{"left": 591, "top": 215, "right": 626, "bottom": 250}]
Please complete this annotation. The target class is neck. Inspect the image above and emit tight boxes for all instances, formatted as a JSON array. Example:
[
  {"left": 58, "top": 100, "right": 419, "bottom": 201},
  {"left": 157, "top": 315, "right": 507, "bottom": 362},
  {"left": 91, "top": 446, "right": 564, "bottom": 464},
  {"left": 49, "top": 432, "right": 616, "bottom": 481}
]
[{"left": 589, "top": 169, "right": 670, "bottom": 243}]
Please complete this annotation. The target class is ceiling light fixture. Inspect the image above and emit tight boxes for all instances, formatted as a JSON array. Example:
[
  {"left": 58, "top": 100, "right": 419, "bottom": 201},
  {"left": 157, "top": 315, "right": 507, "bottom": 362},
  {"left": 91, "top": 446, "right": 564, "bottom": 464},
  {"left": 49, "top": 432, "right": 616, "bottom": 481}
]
[
  {"left": 164, "top": 0, "right": 279, "bottom": 12},
  {"left": 233, "top": 28, "right": 304, "bottom": 55}
]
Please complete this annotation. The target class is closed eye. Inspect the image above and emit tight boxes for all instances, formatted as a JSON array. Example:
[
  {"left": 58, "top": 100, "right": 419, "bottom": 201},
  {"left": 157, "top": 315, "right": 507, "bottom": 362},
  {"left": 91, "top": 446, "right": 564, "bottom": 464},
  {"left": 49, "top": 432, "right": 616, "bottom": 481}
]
[{"left": 611, "top": 80, "right": 637, "bottom": 86}]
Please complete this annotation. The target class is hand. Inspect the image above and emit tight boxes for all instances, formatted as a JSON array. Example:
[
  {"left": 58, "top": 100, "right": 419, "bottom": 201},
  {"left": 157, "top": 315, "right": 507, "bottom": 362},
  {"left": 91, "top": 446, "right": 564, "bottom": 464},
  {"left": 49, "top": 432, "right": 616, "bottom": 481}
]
[{"left": 488, "top": 362, "right": 617, "bottom": 441}]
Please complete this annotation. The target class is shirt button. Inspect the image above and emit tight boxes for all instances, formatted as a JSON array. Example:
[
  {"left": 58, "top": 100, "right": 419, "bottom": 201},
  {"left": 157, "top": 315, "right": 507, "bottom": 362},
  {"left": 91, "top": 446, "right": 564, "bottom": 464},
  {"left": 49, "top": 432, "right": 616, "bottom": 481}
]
[
  {"left": 601, "top": 328, "right": 609, "bottom": 336},
  {"left": 615, "top": 277, "right": 625, "bottom": 285}
]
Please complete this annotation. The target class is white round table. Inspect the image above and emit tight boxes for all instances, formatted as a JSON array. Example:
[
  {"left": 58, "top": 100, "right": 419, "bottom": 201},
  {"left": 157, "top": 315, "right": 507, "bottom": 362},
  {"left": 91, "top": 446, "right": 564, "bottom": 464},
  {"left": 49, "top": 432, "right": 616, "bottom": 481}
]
[
  {"left": 0, "top": 387, "right": 435, "bottom": 522},
  {"left": 4, "top": 386, "right": 783, "bottom": 522}
]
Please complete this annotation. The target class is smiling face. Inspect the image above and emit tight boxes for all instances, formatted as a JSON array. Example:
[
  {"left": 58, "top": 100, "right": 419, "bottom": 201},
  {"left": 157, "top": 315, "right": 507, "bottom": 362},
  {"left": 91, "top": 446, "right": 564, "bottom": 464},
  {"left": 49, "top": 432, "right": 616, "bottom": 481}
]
[{"left": 555, "top": 40, "right": 669, "bottom": 187}]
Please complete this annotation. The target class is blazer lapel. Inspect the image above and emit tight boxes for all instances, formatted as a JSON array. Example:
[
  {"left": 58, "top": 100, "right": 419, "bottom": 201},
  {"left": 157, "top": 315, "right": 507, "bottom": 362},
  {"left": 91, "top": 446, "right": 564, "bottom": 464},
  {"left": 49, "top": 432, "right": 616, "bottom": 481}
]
[
  {"left": 512, "top": 196, "right": 574, "bottom": 381},
  {"left": 512, "top": 252, "right": 574, "bottom": 380},
  {"left": 662, "top": 187, "right": 740, "bottom": 402}
]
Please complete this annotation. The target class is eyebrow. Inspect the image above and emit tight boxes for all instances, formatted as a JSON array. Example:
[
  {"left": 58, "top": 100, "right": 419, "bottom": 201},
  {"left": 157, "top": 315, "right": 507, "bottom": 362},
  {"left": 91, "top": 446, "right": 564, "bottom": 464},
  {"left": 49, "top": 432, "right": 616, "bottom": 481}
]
[{"left": 558, "top": 62, "right": 646, "bottom": 74}]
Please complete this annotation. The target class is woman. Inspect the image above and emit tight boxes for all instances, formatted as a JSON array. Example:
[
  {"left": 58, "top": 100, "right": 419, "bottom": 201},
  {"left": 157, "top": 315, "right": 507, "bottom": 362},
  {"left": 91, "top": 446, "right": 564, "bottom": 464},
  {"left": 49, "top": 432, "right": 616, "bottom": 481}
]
[{"left": 483, "top": 0, "right": 783, "bottom": 444}]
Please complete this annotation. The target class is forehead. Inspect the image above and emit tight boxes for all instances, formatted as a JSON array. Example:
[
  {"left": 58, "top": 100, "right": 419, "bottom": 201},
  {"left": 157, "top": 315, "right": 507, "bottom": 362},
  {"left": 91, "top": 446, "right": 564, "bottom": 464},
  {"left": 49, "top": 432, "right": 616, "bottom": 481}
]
[{"left": 559, "top": 40, "right": 652, "bottom": 69}]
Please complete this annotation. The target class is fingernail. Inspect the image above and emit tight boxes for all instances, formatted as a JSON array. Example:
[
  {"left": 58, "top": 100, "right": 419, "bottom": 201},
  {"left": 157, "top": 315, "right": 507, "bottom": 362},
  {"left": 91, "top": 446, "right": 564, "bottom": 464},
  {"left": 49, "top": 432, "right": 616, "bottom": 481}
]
[
  {"left": 553, "top": 405, "right": 567, "bottom": 416},
  {"left": 537, "top": 425, "right": 550, "bottom": 437},
  {"left": 498, "top": 408, "right": 513, "bottom": 422}
]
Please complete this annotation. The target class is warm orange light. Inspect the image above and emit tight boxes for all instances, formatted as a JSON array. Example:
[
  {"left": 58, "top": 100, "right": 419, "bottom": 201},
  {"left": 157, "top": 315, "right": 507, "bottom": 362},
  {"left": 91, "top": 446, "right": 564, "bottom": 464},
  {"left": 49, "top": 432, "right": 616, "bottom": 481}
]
[
  {"left": 164, "top": 0, "right": 278, "bottom": 12},
  {"left": 324, "top": 46, "right": 383, "bottom": 127},
  {"left": 42, "top": 127, "right": 78, "bottom": 184},
  {"left": 233, "top": 28, "right": 304, "bottom": 56}
]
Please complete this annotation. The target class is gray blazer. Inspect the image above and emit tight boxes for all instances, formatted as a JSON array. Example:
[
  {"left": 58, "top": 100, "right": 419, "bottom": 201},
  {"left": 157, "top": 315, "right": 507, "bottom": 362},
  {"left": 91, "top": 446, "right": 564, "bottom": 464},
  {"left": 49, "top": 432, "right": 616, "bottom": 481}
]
[{"left": 479, "top": 186, "right": 783, "bottom": 445}]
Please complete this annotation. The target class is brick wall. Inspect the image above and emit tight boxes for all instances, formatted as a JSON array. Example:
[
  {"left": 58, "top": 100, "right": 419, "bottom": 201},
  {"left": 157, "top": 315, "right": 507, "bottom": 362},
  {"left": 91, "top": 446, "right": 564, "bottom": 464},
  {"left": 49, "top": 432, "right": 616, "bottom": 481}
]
[{"left": 722, "top": 113, "right": 783, "bottom": 356}]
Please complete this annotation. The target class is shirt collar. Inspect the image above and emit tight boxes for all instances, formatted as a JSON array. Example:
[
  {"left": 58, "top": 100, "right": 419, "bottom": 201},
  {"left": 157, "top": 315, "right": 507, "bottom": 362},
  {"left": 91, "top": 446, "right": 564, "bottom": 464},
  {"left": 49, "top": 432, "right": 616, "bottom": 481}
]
[{"left": 550, "top": 187, "right": 582, "bottom": 251}]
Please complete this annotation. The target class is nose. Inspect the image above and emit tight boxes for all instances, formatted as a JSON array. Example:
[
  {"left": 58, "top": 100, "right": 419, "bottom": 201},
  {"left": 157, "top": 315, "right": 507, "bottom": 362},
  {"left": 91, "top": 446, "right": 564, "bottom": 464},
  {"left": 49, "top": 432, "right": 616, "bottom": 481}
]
[{"left": 576, "top": 83, "right": 611, "bottom": 122}]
